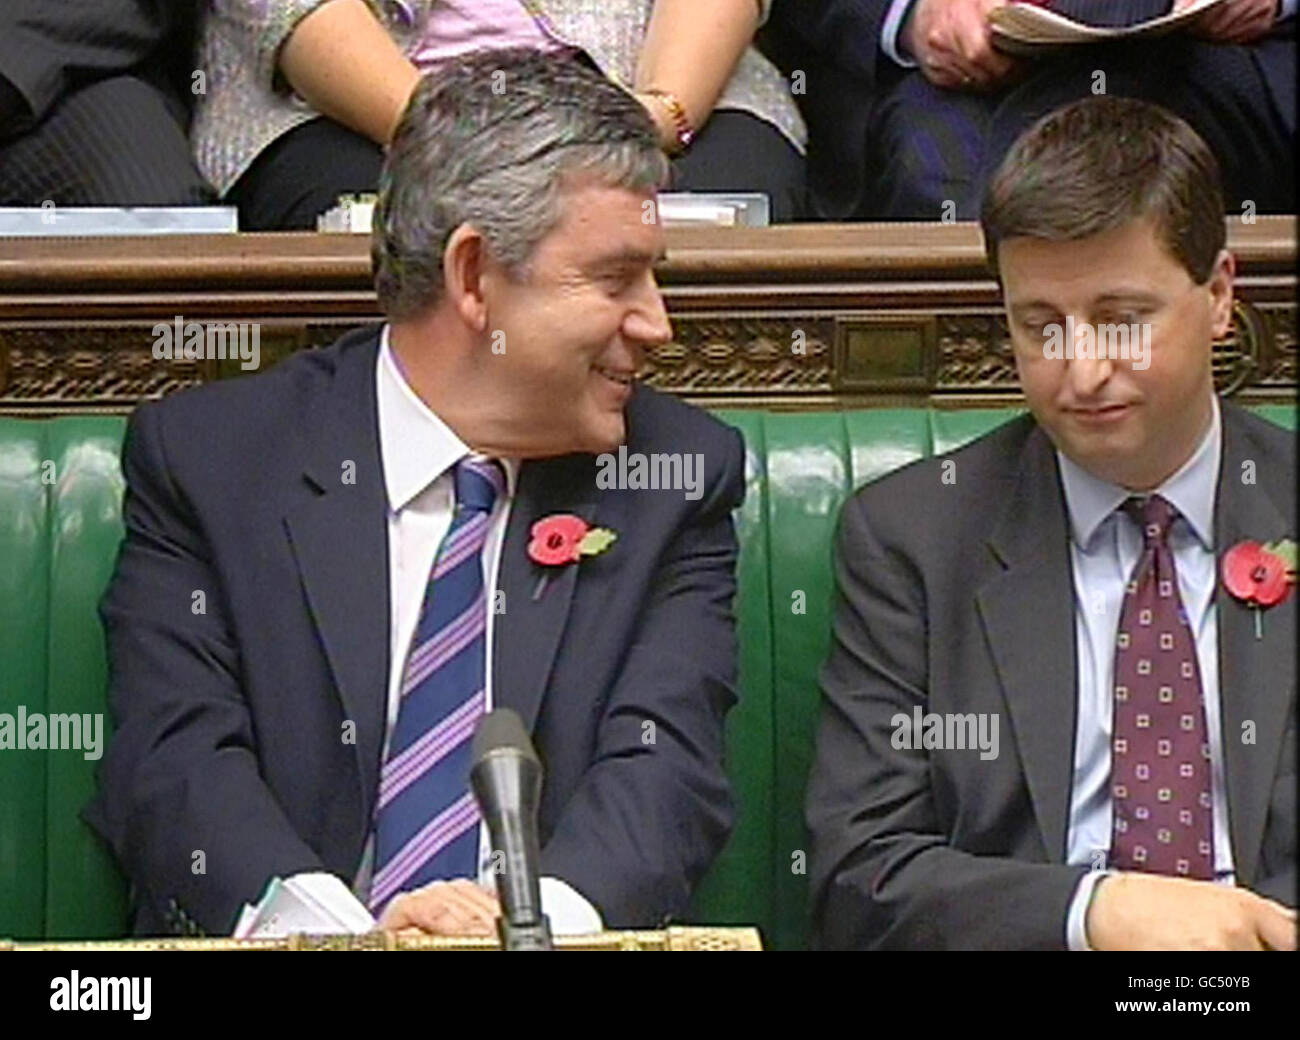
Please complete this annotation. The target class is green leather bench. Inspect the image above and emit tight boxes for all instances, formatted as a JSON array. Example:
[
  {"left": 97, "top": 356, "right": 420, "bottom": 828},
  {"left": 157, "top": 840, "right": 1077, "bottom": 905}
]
[{"left": 2, "top": 404, "right": 1294, "bottom": 949}]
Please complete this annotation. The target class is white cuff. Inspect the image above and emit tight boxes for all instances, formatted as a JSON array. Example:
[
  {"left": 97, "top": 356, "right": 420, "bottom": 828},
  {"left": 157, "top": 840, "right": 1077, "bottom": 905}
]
[
  {"left": 1066, "top": 870, "right": 1112, "bottom": 951},
  {"left": 882, "top": 0, "right": 922, "bottom": 68},
  {"left": 477, "top": 850, "right": 603, "bottom": 934},
  {"left": 538, "top": 877, "right": 605, "bottom": 935}
]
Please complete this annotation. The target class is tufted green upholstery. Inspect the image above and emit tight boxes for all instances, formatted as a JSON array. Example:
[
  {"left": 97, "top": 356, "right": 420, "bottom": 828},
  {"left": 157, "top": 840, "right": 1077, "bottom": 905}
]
[
  {"left": 0, "top": 404, "right": 1293, "bottom": 947},
  {"left": 0, "top": 419, "right": 130, "bottom": 941}
]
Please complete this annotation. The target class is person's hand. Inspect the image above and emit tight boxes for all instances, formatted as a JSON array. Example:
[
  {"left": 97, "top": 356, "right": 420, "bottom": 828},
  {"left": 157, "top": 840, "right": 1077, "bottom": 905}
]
[
  {"left": 377, "top": 879, "right": 501, "bottom": 937},
  {"left": 1087, "top": 872, "right": 1298, "bottom": 950},
  {"left": 1174, "top": 0, "right": 1279, "bottom": 43},
  {"left": 901, "top": 0, "right": 1024, "bottom": 91}
]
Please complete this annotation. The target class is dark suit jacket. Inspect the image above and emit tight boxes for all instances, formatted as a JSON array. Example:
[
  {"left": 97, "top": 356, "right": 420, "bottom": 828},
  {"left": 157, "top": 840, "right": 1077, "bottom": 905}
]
[
  {"left": 84, "top": 323, "right": 744, "bottom": 937},
  {"left": 0, "top": 0, "right": 198, "bottom": 137},
  {"left": 762, "top": 0, "right": 892, "bottom": 219},
  {"left": 1254, "top": 21, "right": 1296, "bottom": 135},
  {"left": 809, "top": 403, "right": 1296, "bottom": 950},
  {"left": 764, "top": 0, "right": 1295, "bottom": 218}
]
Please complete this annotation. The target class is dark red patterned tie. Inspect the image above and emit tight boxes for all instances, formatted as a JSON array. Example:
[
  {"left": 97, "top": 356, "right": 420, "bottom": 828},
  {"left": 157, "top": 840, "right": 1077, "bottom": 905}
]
[{"left": 1109, "top": 494, "right": 1214, "bottom": 879}]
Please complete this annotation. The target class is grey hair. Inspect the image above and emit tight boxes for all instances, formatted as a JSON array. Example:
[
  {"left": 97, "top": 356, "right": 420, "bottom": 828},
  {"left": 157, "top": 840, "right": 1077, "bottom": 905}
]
[{"left": 373, "top": 48, "right": 669, "bottom": 319}]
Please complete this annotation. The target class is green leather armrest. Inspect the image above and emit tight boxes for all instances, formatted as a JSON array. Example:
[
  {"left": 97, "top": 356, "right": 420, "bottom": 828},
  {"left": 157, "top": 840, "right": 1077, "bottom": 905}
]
[
  {"left": 42, "top": 418, "right": 129, "bottom": 938},
  {"left": 1252, "top": 403, "right": 1297, "bottom": 430},
  {"left": 689, "top": 412, "right": 775, "bottom": 938},
  {"left": 0, "top": 422, "right": 51, "bottom": 939},
  {"left": 706, "top": 410, "right": 930, "bottom": 950},
  {"left": 763, "top": 413, "right": 851, "bottom": 951}
]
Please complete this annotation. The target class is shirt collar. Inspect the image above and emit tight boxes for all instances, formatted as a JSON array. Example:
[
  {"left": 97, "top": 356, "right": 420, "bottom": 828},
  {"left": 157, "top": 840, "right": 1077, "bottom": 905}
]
[
  {"left": 1057, "top": 394, "right": 1220, "bottom": 552},
  {"left": 376, "top": 324, "right": 518, "bottom": 513}
]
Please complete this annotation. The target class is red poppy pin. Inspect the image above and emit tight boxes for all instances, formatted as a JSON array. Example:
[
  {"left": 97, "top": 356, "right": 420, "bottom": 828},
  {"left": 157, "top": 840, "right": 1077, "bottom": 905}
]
[
  {"left": 527, "top": 513, "right": 617, "bottom": 599},
  {"left": 1221, "top": 538, "right": 1296, "bottom": 638}
]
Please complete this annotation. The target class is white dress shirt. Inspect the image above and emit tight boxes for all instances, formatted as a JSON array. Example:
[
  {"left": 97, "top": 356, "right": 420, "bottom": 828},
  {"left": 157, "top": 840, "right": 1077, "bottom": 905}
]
[
  {"left": 280, "top": 326, "right": 601, "bottom": 935},
  {"left": 1059, "top": 396, "right": 1233, "bottom": 949}
]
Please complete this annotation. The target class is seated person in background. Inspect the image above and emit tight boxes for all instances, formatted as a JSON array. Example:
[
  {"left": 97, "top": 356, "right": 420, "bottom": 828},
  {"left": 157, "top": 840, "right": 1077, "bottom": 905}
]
[
  {"left": 85, "top": 49, "right": 743, "bottom": 939},
  {"left": 765, "top": 0, "right": 1294, "bottom": 220},
  {"left": 194, "top": 0, "right": 807, "bottom": 229},
  {"left": 808, "top": 96, "right": 1296, "bottom": 950},
  {"left": 0, "top": 0, "right": 211, "bottom": 207}
]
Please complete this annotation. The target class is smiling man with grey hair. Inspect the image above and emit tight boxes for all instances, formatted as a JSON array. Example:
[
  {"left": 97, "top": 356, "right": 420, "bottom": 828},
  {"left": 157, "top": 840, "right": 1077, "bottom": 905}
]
[
  {"left": 373, "top": 51, "right": 670, "bottom": 323},
  {"left": 87, "top": 48, "right": 745, "bottom": 941}
]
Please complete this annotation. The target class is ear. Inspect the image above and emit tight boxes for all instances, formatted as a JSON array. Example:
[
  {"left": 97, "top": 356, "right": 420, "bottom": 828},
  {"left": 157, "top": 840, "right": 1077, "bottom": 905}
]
[
  {"left": 1205, "top": 247, "right": 1235, "bottom": 340},
  {"left": 442, "top": 223, "right": 489, "bottom": 334}
]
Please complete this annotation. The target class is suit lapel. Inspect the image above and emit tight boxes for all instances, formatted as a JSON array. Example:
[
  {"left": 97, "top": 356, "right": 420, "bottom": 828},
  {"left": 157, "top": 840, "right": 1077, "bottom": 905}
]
[
  {"left": 1214, "top": 404, "right": 1293, "bottom": 887},
  {"left": 976, "top": 426, "right": 1079, "bottom": 862},
  {"left": 493, "top": 454, "right": 598, "bottom": 734},
  {"left": 282, "top": 332, "right": 391, "bottom": 824},
  {"left": 278, "top": 329, "right": 603, "bottom": 814}
]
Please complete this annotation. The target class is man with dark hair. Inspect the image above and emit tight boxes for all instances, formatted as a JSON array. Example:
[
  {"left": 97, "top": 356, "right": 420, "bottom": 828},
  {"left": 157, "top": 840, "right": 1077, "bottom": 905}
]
[
  {"left": 0, "top": 0, "right": 210, "bottom": 206},
  {"left": 808, "top": 96, "right": 1296, "bottom": 949},
  {"left": 85, "top": 49, "right": 742, "bottom": 938},
  {"left": 764, "top": 0, "right": 1294, "bottom": 220}
]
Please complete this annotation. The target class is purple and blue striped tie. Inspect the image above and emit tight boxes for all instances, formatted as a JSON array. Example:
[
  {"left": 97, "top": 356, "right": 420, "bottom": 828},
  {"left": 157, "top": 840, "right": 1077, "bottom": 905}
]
[{"left": 368, "top": 454, "right": 505, "bottom": 915}]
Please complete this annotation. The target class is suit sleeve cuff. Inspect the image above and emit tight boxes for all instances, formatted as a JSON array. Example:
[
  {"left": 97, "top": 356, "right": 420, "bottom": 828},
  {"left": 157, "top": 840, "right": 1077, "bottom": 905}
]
[
  {"left": 882, "top": 0, "right": 922, "bottom": 68},
  {"left": 1067, "top": 870, "right": 1111, "bottom": 951}
]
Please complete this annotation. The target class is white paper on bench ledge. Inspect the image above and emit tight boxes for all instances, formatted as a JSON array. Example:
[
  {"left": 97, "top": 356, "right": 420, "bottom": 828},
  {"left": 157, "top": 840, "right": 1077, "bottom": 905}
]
[
  {"left": 232, "top": 872, "right": 602, "bottom": 939},
  {"left": 0, "top": 206, "right": 238, "bottom": 236},
  {"left": 317, "top": 192, "right": 771, "bottom": 232}
]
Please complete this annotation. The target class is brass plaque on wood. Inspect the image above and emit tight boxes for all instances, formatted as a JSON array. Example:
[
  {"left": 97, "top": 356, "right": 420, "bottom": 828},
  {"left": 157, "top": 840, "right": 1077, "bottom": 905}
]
[{"left": 835, "top": 316, "right": 936, "bottom": 391}]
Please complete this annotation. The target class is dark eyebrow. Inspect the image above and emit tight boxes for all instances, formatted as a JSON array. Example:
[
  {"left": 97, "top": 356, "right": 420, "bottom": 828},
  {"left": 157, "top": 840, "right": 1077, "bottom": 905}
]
[
  {"left": 1008, "top": 291, "right": 1161, "bottom": 313},
  {"left": 586, "top": 247, "right": 666, "bottom": 271},
  {"left": 1091, "top": 292, "right": 1161, "bottom": 307},
  {"left": 1006, "top": 299, "right": 1061, "bottom": 314}
]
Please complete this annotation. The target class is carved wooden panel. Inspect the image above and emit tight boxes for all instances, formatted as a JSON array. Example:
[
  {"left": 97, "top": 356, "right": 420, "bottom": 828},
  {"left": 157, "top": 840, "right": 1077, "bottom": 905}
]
[
  {"left": 930, "top": 300, "right": 1297, "bottom": 396},
  {"left": 0, "top": 220, "right": 1294, "bottom": 414},
  {"left": 641, "top": 317, "right": 835, "bottom": 395}
]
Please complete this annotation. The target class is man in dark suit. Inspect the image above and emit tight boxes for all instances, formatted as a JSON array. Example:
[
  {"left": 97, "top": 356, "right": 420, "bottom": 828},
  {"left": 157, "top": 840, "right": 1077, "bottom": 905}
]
[
  {"left": 808, "top": 97, "right": 1296, "bottom": 949},
  {"left": 85, "top": 50, "right": 742, "bottom": 938},
  {"left": 0, "top": 0, "right": 209, "bottom": 205},
  {"left": 764, "top": 0, "right": 1294, "bottom": 219}
]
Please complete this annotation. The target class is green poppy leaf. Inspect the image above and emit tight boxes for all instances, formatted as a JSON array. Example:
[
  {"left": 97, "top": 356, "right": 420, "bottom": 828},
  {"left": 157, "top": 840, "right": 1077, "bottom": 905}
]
[
  {"left": 578, "top": 528, "right": 618, "bottom": 556},
  {"left": 1264, "top": 538, "right": 1296, "bottom": 573}
]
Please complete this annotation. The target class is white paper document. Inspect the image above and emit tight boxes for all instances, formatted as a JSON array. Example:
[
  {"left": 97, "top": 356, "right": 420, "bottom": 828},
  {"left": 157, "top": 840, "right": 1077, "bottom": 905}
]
[
  {"left": 232, "top": 873, "right": 601, "bottom": 939},
  {"left": 989, "top": 0, "right": 1231, "bottom": 56}
]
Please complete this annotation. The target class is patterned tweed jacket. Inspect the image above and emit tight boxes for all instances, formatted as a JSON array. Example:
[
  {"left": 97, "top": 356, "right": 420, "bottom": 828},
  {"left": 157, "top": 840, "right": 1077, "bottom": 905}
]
[{"left": 192, "top": 0, "right": 807, "bottom": 196}]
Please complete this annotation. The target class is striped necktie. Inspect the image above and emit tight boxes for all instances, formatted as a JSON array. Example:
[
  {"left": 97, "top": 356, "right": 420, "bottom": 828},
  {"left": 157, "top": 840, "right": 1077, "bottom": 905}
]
[{"left": 368, "top": 454, "right": 505, "bottom": 914}]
